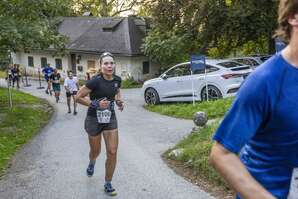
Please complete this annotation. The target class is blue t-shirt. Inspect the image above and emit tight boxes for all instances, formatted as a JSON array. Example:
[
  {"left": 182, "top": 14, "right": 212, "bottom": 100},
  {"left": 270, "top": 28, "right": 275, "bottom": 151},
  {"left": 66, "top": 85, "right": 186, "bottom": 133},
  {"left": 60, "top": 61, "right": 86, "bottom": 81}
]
[
  {"left": 42, "top": 67, "right": 54, "bottom": 79},
  {"left": 213, "top": 53, "right": 298, "bottom": 199}
]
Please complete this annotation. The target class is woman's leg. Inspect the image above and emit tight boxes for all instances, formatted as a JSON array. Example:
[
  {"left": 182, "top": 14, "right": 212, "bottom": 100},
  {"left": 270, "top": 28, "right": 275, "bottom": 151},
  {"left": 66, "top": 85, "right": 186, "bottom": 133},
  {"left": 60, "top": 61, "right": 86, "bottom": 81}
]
[
  {"left": 88, "top": 134, "right": 102, "bottom": 162},
  {"left": 103, "top": 129, "right": 118, "bottom": 182},
  {"left": 72, "top": 95, "right": 77, "bottom": 114}
]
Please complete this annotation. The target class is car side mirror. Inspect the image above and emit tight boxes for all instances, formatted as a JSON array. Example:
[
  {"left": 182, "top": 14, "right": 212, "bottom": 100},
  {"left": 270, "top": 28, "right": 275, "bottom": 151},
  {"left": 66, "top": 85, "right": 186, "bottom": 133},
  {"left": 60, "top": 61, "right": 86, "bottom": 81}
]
[{"left": 161, "top": 74, "right": 168, "bottom": 80}]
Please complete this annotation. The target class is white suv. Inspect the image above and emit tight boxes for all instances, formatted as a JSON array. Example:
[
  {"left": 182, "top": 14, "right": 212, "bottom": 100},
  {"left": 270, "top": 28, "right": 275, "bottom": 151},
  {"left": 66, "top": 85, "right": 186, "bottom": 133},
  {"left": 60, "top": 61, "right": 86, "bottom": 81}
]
[{"left": 142, "top": 59, "right": 251, "bottom": 105}]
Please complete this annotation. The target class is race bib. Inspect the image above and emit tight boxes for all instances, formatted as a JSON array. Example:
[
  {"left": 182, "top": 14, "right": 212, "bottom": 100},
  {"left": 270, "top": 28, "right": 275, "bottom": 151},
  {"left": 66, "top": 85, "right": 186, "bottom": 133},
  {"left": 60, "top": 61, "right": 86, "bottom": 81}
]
[
  {"left": 288, "top": 168, "right": 298, "bottom": 199},
  {"left": 96, "top": 109, "right": 112, "bottom": 124}
]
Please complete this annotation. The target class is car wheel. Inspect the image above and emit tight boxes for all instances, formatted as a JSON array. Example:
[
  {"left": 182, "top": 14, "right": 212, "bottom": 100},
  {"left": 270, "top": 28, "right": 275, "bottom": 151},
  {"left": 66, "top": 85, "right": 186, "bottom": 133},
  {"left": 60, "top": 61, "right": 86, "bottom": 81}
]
[
  {"left": 144, "top": 88, "right": 160, "bottom": 105},
  {"left": 200, "top": 85, "right": 223, "bottom": 101}
]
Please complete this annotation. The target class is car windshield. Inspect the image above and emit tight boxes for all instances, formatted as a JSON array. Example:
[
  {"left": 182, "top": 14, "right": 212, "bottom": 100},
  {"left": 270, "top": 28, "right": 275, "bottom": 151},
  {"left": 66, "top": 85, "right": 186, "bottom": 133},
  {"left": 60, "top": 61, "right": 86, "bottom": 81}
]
[{"left": 217, "top": 61, "right": 244, "bottom": 68}]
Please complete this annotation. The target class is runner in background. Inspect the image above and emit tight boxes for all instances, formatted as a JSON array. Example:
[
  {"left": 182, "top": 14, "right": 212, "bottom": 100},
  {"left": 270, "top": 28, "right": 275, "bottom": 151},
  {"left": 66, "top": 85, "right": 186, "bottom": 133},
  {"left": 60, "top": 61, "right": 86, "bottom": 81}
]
[
  {"left": 42, "top": 64, "right": 54, "bottom": 95},
  {"left": 64, "top": 71, "right": 79, "bottom": 115},
  {"left": 11, "top": 64, "right": 20, "bottom": 89},
  {"left": 50, "top": 69, "right": 61, "bottom": 103}
]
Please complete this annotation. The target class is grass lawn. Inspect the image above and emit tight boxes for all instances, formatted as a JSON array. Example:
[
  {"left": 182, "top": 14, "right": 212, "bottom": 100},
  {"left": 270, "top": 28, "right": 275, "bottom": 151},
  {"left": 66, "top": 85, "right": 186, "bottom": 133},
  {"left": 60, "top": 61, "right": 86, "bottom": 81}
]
[
  {"left": 0, "top": 87, "right": 53, "bottom": 176},
  {"left": 164, "top": 120, "right": 234, "bottom": 198},
  {"left": 165, "top": 120, "right": 228, "bottom": 188},
  {"left": 144, "top": 97, "right": 234, "bottom": 120}
]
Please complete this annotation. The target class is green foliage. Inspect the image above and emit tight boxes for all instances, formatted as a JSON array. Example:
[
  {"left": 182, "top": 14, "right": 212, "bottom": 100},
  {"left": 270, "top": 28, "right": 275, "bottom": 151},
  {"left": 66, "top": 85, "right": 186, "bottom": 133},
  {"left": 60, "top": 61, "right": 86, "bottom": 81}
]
[
  {"left": 143, "top": 28, "right": 191, "bottom": 67},
  {"left": 166, "top": 120, "right": 229, "bottom": 189},
  {"left": 143, "top": 0, "right": 278, "bottom": 66},
  {"left": 0, "top": 70, "right": 6, "bottom": 79},
  {"left": 144, "top": 97, "right": 234, "bottom": 120},
  {"left": 0, "top": 88, "right": 53, "bottom": 175},
  {"left": 0, "top": 0, "right": 72, "bottom": 58},
  {"left": 121, "top": 77, "right": 142, "bottom": 89},
  {"left": 72, "top": 0, "right": 145, "bottom": 17}
]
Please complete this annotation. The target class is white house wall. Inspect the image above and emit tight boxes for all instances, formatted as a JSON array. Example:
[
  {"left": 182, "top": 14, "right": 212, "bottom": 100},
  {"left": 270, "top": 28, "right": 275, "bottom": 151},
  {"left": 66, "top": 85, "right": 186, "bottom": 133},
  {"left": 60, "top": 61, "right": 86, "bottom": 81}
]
[
  {"left": 13, "top": 51, "right": 69, "bottom": 77},
  {"left": 12, "top": 51, "right": 160, "bottom": 81}
]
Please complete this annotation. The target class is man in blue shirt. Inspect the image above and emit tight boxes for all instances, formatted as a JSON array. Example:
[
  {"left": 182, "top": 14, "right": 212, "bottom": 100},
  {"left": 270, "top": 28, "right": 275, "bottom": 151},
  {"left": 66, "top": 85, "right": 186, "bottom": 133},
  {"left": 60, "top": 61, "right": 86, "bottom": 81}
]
[
  {"left": 210, "top": 1, "right": 298, "bottom": 198},
  {"left": 42, "top": 63, "right": 54, "bottom": 95}
]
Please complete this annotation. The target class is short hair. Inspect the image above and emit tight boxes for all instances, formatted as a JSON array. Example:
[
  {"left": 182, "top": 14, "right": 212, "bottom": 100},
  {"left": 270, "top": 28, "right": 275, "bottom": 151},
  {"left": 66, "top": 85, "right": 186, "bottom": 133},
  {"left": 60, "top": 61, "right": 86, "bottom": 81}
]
[{"left": 274, "top": 0, "right": 298, "bottom": 42}]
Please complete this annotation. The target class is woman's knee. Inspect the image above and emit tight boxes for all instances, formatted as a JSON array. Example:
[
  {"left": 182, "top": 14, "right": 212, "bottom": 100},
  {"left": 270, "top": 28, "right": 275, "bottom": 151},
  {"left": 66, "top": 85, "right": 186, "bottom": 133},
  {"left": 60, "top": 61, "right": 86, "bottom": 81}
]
[{"left": 107, "top": 147, "right": 117, "bottom": 157}]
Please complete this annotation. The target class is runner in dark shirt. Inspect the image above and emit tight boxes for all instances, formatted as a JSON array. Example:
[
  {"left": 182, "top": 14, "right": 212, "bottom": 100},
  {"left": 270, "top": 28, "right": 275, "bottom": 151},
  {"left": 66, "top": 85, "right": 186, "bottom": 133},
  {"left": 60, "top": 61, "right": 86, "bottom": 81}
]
[
  {"left": 50, "top": 69, "right": 61, "bottom": 103},
  {"left": 76, "top": 52, "right": 124, "bottom": 196}
]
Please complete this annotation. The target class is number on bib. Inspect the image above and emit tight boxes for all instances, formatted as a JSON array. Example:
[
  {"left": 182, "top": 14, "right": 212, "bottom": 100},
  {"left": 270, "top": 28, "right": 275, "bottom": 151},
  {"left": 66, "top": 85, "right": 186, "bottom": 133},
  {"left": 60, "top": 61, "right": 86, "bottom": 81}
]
[{"left": 96, "top": 109, "right": 112, "bottom": 124}]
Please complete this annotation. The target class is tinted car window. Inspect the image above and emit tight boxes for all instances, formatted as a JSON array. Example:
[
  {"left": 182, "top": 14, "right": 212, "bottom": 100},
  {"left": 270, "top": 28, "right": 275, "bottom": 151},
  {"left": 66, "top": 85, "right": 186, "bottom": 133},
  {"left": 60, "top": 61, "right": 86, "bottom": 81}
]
[
  {"left": 217, "top": 61, "right": 243, "bottom": 68},
  {"left": 234, "top": 59, "right": 258, "bottom": 66},
  {"left": 166, "top": 64, "right": 191, "bottom": 77},
  {"left": 193, "top": 65, "right": 219, "bottom": 74}
]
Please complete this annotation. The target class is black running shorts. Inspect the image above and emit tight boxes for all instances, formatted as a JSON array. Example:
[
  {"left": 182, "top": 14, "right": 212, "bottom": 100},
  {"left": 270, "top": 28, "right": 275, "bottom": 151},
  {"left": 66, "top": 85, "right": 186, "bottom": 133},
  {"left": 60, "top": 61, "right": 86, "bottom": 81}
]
[
  {"left": 66, "top": 91, "right": 77, "bottom": 98},
  {"left": 84, "top": 114, "right": 118, "bottom": 136}
]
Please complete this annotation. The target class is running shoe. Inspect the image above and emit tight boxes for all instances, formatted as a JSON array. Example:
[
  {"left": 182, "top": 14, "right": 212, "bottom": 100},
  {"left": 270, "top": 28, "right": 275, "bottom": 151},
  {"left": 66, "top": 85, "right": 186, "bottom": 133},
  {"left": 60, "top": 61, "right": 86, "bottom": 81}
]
[
  {"left": 104, "top": 182, "right": 117, "bottom": 196},
  {"left": 86, "top": 163, "right": 94, "bottom": 177},
  {"left": 73, "top": 111, "right": 77, "bottom": 115}
]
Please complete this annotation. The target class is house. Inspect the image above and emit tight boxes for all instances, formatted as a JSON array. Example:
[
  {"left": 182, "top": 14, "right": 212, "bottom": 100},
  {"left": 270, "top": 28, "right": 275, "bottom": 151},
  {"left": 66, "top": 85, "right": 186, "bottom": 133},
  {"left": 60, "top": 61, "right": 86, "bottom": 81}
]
[{"left": 11, "top": 16, "right": 160, "bottom": 81}]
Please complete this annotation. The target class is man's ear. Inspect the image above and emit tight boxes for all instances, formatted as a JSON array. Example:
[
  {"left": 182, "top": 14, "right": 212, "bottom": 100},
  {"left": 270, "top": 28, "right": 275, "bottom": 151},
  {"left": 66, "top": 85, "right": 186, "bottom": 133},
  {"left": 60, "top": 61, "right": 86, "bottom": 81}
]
[{"left": 288, "top": 14, "right": 298, "bottom": 26}]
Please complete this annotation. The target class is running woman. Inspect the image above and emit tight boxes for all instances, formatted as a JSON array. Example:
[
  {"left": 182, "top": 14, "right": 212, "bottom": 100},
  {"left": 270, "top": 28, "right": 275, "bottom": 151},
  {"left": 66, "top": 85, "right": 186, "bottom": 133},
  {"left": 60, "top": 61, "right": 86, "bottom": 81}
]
[
  {"left": 75, "top": 52, "right": 124, "bottom": 196},
  {"left": 64, "top": 71, "right": 79, "bottom": 115},
  {"left": 42, "top": 64, "right": 54, "bottom": 95},
  {"left": 50, "top": 69, "right": 61, "bottom": 103},
  {"left": 210, "top": 1, "right": 298, "bottom": 198}
]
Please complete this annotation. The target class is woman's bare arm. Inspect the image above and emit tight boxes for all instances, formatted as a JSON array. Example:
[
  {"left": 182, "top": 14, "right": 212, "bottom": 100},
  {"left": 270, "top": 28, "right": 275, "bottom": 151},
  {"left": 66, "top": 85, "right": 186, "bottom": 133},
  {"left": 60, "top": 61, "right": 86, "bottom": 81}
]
[
  {"left": 75, "top": 85, "right": 92, "bottom": 107},
  {"left": 209, "top": 142, "right": 276, "bottom": 199}
]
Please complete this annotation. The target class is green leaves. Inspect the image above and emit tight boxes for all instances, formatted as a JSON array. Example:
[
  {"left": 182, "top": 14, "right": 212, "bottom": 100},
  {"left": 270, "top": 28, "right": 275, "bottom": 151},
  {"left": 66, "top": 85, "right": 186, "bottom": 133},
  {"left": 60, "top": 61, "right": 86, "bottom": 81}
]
[
  {"left": 0, "top": 0, "right": 72, "bottom": 57},
  {"left": 143, "top": 0, "right": 278, "bottom": 67}
]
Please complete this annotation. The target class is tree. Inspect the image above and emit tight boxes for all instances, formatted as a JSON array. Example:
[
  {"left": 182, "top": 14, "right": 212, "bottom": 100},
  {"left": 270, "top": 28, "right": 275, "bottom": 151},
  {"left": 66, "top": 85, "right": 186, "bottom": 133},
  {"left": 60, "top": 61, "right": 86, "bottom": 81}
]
[
  {"left": 72, "top": 0, "right": 147, "bottom": 17},
  {"left": 0, "top": 0, "right": 72, "bottom": 60},
  {"left": 143, "top": 0, "right": 278, "bottom": 67}
]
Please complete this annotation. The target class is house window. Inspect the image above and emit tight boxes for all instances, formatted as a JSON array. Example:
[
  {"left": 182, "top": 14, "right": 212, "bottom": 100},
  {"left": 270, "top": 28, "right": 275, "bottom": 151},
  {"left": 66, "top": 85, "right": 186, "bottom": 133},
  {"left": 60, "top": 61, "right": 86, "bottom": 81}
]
[
  {"left": 41, "top": 57, "right": 47, "bottom": 68},
  {"left": 55, "top": 59, "right": 62, "bottom": 70},
  {"left": 28, "top": 56, "right": 34, "bottom": 67},
  {"left": 87, "top": 60, "right": 95, "bottom": 69},
  {"left": 143, "top": 61, "right": 150, "bottom": 74}
]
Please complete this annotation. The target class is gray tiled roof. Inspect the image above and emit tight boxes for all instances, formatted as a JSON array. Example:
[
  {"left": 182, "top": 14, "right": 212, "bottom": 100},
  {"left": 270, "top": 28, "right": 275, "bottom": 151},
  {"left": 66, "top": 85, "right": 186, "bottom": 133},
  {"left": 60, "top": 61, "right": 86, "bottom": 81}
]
[{"left": 58, "top": 16, "right": 146, "bottom": 56}]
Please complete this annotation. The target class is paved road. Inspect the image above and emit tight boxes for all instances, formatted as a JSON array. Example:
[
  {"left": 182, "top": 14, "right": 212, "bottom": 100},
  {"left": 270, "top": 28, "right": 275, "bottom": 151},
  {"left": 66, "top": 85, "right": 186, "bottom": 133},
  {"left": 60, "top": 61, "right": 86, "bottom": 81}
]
[{"left": 0, "top": 80, "right": 214, "bottom": 199}]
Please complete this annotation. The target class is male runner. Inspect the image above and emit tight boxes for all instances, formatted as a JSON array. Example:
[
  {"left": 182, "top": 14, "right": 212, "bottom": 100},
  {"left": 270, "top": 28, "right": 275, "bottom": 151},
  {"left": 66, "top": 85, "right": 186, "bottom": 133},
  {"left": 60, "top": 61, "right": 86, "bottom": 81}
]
[
  {"left": 42, "top": 64, "right": 54, "bottom": 95},
  {"left": 50, "top": 69, "right": 61, "bottom": 103}
]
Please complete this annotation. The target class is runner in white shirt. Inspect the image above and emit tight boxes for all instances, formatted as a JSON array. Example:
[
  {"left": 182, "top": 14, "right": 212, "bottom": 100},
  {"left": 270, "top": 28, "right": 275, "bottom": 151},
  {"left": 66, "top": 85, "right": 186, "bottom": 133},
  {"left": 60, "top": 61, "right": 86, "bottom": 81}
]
[{"left": 64, "top": 71, "right": 79, "bottom": 115}]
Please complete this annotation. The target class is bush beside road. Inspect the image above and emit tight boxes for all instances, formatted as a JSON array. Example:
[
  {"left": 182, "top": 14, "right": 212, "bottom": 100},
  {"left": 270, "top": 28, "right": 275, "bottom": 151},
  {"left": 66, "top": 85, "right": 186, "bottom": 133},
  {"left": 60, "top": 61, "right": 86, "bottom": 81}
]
[
  {"left": 0, "top": 71, "right": 6, "bottom": 79},
  {"left": 0, "top": 88, "right": 53, "bottom": 176}
]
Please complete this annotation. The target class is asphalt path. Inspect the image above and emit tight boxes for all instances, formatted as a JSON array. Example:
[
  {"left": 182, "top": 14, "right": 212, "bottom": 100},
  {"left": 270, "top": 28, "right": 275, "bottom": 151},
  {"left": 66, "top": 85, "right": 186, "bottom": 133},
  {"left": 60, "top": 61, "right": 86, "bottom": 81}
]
[{"left": 0, "top": 79, "right": 214, "bottom": 199}]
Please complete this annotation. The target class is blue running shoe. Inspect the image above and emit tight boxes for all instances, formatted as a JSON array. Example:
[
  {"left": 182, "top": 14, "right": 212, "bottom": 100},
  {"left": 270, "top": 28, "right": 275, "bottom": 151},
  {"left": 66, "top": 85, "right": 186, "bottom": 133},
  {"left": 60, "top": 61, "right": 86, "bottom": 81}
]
[
  {"left": 86, "top": 163, "right": 94, "bottom": 177},
  {"left": 104, "top": 182, "right": 117, "bottom": 196}
]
